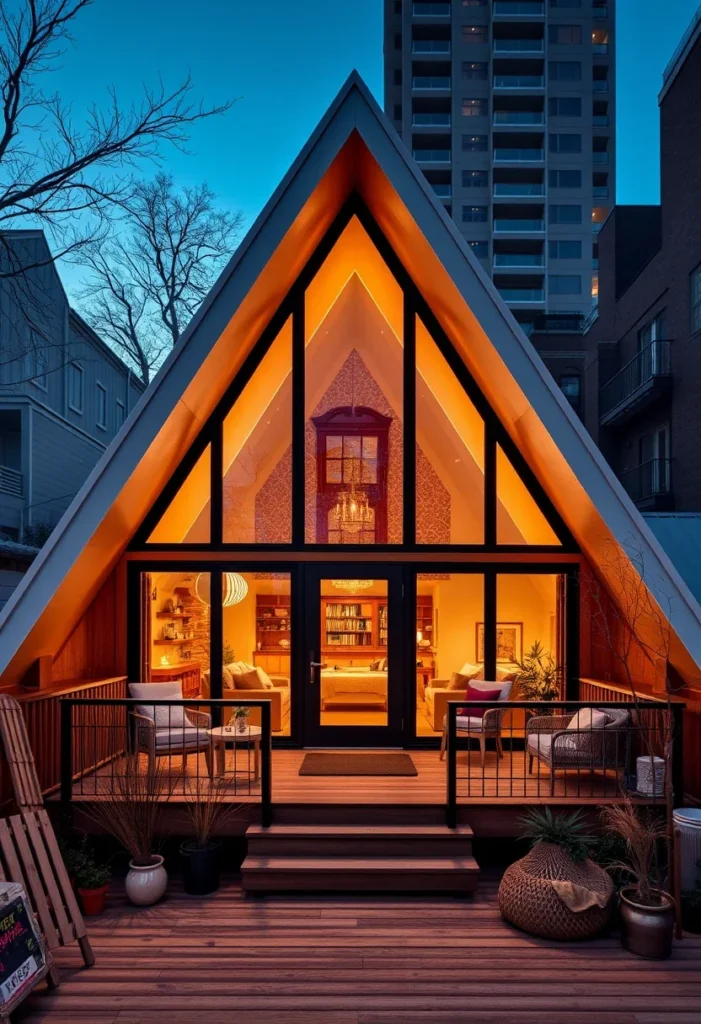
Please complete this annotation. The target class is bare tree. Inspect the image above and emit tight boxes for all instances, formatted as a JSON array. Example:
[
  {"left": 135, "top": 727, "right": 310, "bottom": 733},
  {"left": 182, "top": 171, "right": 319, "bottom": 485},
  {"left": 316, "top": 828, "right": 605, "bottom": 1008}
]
[
  {"left": 0, "top": 0, "right": 232, "bottom": 378},
  {"left": 78, "top": 174, "right": 243, "bottom": 382}
]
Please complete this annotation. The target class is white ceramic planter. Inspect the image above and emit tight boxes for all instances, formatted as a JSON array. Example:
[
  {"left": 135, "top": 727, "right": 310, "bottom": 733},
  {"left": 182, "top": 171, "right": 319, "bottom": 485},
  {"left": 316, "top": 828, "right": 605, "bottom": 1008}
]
[{"left": 125, "top": 855, "right": 168, "bottom": 906}]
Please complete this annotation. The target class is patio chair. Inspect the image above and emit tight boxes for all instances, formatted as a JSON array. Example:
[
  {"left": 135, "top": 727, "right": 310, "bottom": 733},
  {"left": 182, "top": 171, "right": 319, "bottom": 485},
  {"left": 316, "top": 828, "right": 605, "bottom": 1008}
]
[
  {"left": 128, "top": 682, "right": 212, "bottom": 778},
  {"left": 526, "top": 707, "right": 630, "bottom": 796},
  {"left": 439, "top": 680, "right": 514, "bottom": 768}
]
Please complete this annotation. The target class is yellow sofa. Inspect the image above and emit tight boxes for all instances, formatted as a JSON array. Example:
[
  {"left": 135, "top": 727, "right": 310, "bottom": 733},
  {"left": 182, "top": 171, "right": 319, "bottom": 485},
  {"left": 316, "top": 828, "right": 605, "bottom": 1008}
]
[{"left": 201, "top": 662, "right": 290, "bottom": 732}]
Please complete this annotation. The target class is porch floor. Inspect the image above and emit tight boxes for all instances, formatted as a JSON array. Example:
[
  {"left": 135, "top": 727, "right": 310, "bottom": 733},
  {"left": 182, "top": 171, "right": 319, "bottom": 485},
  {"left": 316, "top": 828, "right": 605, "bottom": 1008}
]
[
  {"left": 16, "top": 873, "right": 701, "bottom": 1024},
  {"left": 65, "top": 748, "right": 636, "bottom": 805}
]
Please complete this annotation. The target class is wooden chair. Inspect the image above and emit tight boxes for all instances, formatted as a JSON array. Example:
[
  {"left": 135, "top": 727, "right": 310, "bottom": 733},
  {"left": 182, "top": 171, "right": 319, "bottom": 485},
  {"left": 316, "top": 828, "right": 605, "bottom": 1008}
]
[{"left": 0, "top": 694, "right": 95, "bottom": 982}]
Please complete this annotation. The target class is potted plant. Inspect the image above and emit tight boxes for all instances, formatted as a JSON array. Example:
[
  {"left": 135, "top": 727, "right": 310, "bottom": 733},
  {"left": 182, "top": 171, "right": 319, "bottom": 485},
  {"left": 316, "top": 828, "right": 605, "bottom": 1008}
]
[
  {"left": 76, "top": 860, "right": 111, "bottom": 916},
  {"left": 515, "top": 640, "right": 560, "bottom": 707},
  {"left": 58, "top": 834, "right": 92, "bottom": 888},
  {"left": 499, "top": 808, "right": 614, "bottom": 940},
  {"left": 681, "top": 883, "right": 701, "bottom": 934},
  {"left": 601, "top": 801, "right": 674, "bottom": 959},
  {"left": 83, "top": 753, "right": 172, "bottom": 906},
  {"left": 180, "top": 776, "right": 240, "bottom": 896},
  {"left": 232, "top": 705, "right": 251, "bottom": 734}
]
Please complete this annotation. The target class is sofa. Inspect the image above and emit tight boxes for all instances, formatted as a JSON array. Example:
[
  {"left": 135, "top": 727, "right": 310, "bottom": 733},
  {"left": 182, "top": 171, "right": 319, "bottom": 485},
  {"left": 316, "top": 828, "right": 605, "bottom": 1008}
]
[{"left": 201, "top": 661, "right": 290, "bottom": 732}]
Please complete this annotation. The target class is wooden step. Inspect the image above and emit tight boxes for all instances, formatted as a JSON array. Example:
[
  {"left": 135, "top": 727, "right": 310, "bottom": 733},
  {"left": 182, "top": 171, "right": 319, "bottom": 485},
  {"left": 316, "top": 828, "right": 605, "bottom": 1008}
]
[
  {"left": 246, "top": 824, "right": 474, "bottom": 857},
  {"left": 241, "top": 854, "right": 480, "bottom": 893}
]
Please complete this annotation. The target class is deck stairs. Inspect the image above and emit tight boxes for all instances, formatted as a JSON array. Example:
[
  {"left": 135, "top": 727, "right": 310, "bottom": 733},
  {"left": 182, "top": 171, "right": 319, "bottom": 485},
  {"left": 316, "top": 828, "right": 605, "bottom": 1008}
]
[{"left": 240, "top": 823, "right": 479, "bottom": 893}]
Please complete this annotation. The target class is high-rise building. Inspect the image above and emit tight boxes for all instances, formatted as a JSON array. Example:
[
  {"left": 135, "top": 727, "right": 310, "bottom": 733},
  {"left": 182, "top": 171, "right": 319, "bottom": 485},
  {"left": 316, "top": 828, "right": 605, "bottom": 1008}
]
[{"left": 383, "top": 0, "right": 614, "bottom": 336}]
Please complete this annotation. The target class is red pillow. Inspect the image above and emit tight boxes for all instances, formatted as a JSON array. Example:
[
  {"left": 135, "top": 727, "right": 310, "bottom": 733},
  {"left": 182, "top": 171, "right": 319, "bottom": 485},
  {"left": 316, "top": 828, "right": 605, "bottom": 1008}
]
[{"left": 457, "top": 685, "right": 502, "bottom": 718}]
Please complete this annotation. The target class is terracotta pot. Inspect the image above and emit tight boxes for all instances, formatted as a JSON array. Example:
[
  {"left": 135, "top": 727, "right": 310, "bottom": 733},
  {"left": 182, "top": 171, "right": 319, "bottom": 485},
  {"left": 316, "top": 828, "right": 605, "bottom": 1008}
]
[
  {"left": 619, "top": 887, "right": 675, "bottom": 959},
  {"left": 125, "top": 854, "right": 168, "bottom": 906},
  {"left": 77, "top": 883, "right": 109, "bottom": 916}
]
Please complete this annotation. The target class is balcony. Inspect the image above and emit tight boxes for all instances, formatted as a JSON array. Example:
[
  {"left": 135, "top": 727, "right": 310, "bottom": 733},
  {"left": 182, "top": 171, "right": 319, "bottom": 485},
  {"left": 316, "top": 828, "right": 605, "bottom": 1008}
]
[
  {"left": 432, "top": 183, "right": 452, "bottom": 199},
  {"left": 592, "top": 152, "right": 609, "bottom": 164},
  {"left": 493, "top": 74, "right": 544, "bottom": 89},
  {"left": 593, "top": 114, "right": 609, "bottom": 126},
  {"left": 494, "top": 252, "right": 544, "bottom": 267},
  {"left": 620, "top": 459, "right": 673, "bottom": 511},
  {"left": 498, "top": 288, "right": 545, "bottom": 302},
  {"left": 493, "top": 111, "right": 544, "bottom": 126},
  {"left": 593, "top": 4, "right": 608, "bottom": 18},
  {"left": 493, "top": 39, "right": 544, "bottom": 54},
  {"left": 593, "top": 81, "right": 609, "bottom": 93},
  {"left": 493, "top": 182, "right": 544, "bottom": 197},
  {"left": 493, "top": 148, "right": 544, "bottom": 162},
  {"left": 412, "top": 40, "right": 451, "bottom": 55},
  {"left": 493, "top": 1, "right": 544, "bottom": 15},
  {"left": 412, "top": 75, "right": 451, "bottom": 90},
  {"left": 493, "top": 218, "right": 544, "bottom": 232},
  {"left": 593, "top": 43, "right": 609, "bottom": 55},
  {"left": 413, "top": 2, "right": 450, "bottom": 14},
  {"left": 0, "top": 464, "right": 23, "bottom": 498},
  {"left": 412, "top": 113, "right": 451, "bottom": 127},
  {"left": 593, "top": 185, "right": 609, "bottom": 199},
  {"left": 413, "top": 148, "right": 451, "bottom": 163},
  {"left": 599, "top": 340, "right": 673, "bottom": 426}
]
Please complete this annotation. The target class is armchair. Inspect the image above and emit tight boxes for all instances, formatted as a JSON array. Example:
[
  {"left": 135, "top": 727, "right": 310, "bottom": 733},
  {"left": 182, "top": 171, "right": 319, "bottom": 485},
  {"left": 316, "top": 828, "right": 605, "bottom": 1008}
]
[
  {"left": 439, "top": 680, "right": 514, "bottom": 767},
  {"left": 129, "top": 682, "right": 212, "bottom": 777},
  {"left": 527, "top": 708, "right": 630, "bottom": 795}
]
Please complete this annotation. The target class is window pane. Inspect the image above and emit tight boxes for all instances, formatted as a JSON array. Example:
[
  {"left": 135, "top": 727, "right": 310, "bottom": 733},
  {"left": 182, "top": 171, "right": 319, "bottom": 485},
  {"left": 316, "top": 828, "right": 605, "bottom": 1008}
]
[
  {"left": 326, "top": 460, "right": 342, "bottom": 483},
  {"left": 416, "top": 317, "right": 485, "bottom": 543},
  {"left": 416, "top": 573, "right": 483, "bottom": 737},
  {"left": 496, "top": 444, "right": 559, "bottom": 545},
  {"left": 305, "top": 216, "right": 403, "bottom": 543},
  {"left": 222, "top": 317, "right": 292, "bottom": 543},
  {"left": 145, "top": 569, "right": 210, "bottom": 699},
  {"left": 148, "top": 445, "right": 211, "bottom": 543},
  {"left": 327, "top": 436, "right": 343, "bottom": 459},
  {"left": 497, "top": 573, "right": 563, "bottom": 684}
]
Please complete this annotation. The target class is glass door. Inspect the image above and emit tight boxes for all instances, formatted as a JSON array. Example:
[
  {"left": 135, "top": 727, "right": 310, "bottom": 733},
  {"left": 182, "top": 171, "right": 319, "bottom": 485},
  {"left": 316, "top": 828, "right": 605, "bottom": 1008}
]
[{"left": 303, "top": 565, "right": 405, "bottom": 746}]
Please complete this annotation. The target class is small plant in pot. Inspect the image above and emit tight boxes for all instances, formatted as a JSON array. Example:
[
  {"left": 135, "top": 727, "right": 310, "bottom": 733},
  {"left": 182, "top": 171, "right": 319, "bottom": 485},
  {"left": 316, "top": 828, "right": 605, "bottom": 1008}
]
[
  {"left": 180, "top": 774, "right": 240, "bottom": 896},
  {"left": 232, "top": 705, "right": 251, "bottom": 734},
  {"left": 76, "top": 860, "right": 111, "bottom": 916},
  {"left": 499, "top": 808, "right": 614, "bottom": 941},
  {"left": 600, "top": 801, "right": 674, "bottom": 959},
  {"left": 82, "top": 753, "right": 172, "bottom": 907}
]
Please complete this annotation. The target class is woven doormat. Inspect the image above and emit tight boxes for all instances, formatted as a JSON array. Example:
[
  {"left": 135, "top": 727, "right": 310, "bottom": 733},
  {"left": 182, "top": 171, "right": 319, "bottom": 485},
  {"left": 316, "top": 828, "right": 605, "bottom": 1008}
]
[{"left": 299, "top": 752, "right": 418, "bottom": 776}]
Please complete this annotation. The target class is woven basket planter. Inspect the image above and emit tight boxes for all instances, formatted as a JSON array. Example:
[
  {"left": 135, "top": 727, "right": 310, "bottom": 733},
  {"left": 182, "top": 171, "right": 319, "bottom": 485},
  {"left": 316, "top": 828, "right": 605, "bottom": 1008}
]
[{"left": 498, "top": 842, "right": 614, "bottom": 941}]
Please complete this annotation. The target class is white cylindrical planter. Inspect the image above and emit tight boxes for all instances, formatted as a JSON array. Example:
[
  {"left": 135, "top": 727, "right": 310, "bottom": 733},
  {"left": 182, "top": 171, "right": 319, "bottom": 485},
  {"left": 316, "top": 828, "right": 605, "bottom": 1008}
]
[
  {"left": 125, "top": 855, "right": 168, "bottom": 906},
  {"left": 636, "top": 755, "right": 665, "bottom": 797},
  {"left": 673, "top": 808, "right": 701, "bottom": 891}
]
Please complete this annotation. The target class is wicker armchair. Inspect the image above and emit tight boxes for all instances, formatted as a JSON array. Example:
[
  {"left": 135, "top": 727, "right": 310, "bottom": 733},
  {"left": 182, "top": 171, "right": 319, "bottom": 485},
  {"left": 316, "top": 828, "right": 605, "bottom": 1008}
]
[
  {"left": 128, "top": 682, "right": 212, "bottom": 778},
  {"left": 439, "top": 680, "right": 514, "bottom": 767},
  {"left": 527, "top": 708, "right": 630, "bottom": 795}
]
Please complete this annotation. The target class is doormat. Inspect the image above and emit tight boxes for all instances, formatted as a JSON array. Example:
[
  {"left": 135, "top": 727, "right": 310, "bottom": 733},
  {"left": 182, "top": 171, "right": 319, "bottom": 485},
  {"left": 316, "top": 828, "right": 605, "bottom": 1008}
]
[{"left": 299, "top": 753, "right": 418, "bottom": 776}]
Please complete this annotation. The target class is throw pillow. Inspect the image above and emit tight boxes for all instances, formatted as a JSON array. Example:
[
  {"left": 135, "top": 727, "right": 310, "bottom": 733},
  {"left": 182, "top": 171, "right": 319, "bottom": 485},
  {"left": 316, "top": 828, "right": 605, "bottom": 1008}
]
[
  {"left": 458, "top": 684, "right": 502, "bottom": 718},
  {"left": 236, "top": 668, "right": 264, "bottom": 690},
  {"left": 221, "top": 666, "right": 234, "bottom": 690},
  {"left": 447, "top": 672, "right": 470, "bottom": 691},
  {"left": 459, "top": 662, "right": 483, "bottom": 680},
  {"left": 567, "top": 708, "right": 608, "bottom": 732},
  {"left": 255, "top": 666, "right": 274, "bottom": 689},
  {"left": 496, "top": 665, "right": 519, "bottom": 682},
  {"left": 369, "top": 659, "right": 380, "bottom": 671}
]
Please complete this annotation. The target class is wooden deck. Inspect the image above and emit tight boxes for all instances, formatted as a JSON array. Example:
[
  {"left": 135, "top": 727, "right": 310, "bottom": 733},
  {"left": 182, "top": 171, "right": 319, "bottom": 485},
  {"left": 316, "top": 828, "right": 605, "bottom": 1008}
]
[
  {"left": 15, "top": 873, "right": 701, "bottom": 1024},
  {"left": 65, "top": 748, "right": 639, "bottom": 806}
]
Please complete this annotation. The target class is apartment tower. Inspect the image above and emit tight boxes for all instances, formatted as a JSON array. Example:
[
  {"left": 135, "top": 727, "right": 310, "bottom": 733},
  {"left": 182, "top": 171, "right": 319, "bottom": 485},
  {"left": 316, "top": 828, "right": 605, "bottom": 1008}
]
[{"left": 384, "top": 0, "right": 614, "bottom": 336}]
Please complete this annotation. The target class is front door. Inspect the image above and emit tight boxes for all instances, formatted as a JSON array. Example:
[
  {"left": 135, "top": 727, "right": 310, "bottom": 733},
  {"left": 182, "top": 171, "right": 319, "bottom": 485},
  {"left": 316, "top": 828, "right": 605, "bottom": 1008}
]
[{"left": 303, "top": 565, "right": 405, "bottom": 746}]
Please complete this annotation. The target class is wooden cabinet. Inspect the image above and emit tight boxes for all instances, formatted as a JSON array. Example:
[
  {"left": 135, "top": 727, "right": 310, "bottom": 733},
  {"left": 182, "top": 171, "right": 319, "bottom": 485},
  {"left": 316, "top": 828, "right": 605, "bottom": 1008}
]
[
  {"left": 150, "top": 662, "right": 201, "bottom": 697},
  {"left": 256, "top": 595, "right": 291, "bottom": 656},
  {"left": 253, "top": 651, "right": 291, "bottom": 678}
]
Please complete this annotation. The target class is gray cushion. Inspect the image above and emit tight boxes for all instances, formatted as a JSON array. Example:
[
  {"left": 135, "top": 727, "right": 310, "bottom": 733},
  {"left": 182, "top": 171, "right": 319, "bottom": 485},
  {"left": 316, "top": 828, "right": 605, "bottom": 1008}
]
[
  {"left": 129, "top": 682, "right": 186, "bottom": 729},
  {"left": 153, "top": 727, "right": 210, "bottom": 749}
]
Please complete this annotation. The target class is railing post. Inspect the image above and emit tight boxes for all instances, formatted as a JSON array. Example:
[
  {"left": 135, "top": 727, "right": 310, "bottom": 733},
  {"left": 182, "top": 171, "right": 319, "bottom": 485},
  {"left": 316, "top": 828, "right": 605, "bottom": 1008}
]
[
  {"left": 260, "top": 700, "right": 272, "bottom": 827},
  {"left": 60, "top": 699, "right": 73, "bottom": 806},
  {"left": 446, "top": 702, "right": 457, "bottom": 829},
  {"left": 672, "top": 702, "right": 684, "bottom": 808}
]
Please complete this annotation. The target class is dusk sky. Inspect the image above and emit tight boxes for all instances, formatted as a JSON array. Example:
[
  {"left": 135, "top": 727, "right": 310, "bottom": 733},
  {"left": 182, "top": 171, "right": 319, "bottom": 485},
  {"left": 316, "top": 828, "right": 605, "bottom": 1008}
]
[{"left": 48, "top": 0, "right": 701, "bottom": 296}]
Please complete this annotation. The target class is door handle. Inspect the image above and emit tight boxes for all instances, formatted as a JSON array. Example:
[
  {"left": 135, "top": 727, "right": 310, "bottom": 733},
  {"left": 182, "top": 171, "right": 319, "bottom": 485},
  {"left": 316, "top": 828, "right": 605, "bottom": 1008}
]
[{"left": 309, "top": 660, "right": 327, "bottom": 684}]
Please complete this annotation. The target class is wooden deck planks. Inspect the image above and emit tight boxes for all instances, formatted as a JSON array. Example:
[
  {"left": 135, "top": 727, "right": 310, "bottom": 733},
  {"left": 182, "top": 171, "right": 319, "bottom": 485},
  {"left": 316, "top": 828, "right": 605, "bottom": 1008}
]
[{"left": 14, "top": 876, "right": 701, "bottom": 1023}]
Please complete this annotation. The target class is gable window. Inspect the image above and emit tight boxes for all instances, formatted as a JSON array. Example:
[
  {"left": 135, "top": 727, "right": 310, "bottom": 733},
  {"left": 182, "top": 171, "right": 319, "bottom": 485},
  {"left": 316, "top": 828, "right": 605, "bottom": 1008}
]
[
  {"left": 116, "top": 399, "right": 126, "bottom": 427},
  {"left": 27, "top": 343, "right": 48, "bottom": 391},
  {"left": 691, "top": 265, "right": 701, "bottom": 334},
  {"left": 68, "top": 362, "right": 83, "bottom": 413},
  {"left": 96, "top": 383, "right": 107, "bottom": 430}
]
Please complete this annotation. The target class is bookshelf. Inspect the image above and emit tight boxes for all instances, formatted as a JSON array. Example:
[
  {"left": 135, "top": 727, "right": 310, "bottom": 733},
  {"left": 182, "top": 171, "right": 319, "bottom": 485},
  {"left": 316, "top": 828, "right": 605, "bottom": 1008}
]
[
  {"left": 324, "top": 602, "right": 373, "bottom": 647},
  {"left": 255, "top": 594, "right": 291, "bottom": 652}
]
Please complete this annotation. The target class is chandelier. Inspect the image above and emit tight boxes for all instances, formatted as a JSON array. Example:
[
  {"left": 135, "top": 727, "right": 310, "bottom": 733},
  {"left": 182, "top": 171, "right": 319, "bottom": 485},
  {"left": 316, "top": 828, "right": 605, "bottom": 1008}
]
[
  {"left": 331, "top": 483, "right": 373, "bottom": 536},
  {"left": 194, "top": 572, "right": 248, "bottom": 607},
  {"left": 332, "top": 579, "right": 375, "bottom": 593}
]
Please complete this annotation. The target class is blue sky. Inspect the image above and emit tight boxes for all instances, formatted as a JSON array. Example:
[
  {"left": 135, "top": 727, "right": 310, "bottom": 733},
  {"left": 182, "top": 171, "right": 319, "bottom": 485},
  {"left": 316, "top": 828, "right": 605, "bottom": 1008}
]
[{"left": 41, "top": 0, "right": 701, "bottom": 295}]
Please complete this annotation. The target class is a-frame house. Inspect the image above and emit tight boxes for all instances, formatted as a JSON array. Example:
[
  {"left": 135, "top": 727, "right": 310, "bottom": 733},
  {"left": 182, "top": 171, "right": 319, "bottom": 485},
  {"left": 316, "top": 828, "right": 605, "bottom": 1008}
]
[{"left": 0, "top": 74, "right": 700, "bottom": 826}]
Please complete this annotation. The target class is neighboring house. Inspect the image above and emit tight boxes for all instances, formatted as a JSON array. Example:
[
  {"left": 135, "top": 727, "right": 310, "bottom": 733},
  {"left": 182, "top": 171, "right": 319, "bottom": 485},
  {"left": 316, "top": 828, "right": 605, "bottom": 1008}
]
[
  {"left": 0, "top": 230, "right": 145, "bottom": 541},
  {"left": 0, "top": 539, "right": 37, "bottom": 613}
]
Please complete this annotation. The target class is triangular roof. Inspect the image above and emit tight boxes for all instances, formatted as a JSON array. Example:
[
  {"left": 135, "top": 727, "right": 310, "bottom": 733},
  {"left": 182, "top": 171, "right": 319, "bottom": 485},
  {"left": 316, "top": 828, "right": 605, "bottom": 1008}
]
[{"left": 1, "top": 72, "right": 701, "bottom": 685}]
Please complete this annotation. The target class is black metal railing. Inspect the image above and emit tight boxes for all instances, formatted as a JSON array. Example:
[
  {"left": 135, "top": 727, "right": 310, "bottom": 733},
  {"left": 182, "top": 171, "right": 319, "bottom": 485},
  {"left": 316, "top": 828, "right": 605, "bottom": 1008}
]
[
  {"left": 60, "top": 698, "right": 273, "bottom": 826},
  {"left": 599, "top": 340, "right": 672, "bottom": 418},
  {"left": 620, "top": 458, "right": 673, "bottom": 504},
  {"left": 445, "top": 699, "right": 683, "bottom": 828}
]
